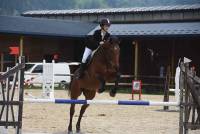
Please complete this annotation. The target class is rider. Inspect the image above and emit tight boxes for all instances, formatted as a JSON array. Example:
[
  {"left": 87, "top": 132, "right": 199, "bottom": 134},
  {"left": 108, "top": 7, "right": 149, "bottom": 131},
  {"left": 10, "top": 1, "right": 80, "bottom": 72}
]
[{"left": 78, "top": 18, "right": 111, "bottom": 93}]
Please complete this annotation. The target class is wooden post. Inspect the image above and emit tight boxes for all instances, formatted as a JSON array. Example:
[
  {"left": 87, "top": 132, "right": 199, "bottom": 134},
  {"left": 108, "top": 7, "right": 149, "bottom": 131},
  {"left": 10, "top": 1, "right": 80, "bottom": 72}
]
[
  {"left": 0, "top": 53, "right": 4, "bottom": 72},
  {"left": 133, "top": 41, "right": 139, "bottom": 80},
  {"left": 184, "top": 62, "right": 189, "bottom": 134},
  {"left": 171, "top": 40, "right": 175, "bottom": 83},
  {"left": 17, "top": 56, "right": 25, "bottom": 134},
  {"left": 15, "top": 55, "right": 18, "bottom": 64},
  {"left": 179, "top": 62, "right": 184, "bottom": 134},
  {"left": 19, "top": 36, "right": 24, "bottom": 56},
  {"left": 163, "top": 65, "right": 171, "bottom": 110}
]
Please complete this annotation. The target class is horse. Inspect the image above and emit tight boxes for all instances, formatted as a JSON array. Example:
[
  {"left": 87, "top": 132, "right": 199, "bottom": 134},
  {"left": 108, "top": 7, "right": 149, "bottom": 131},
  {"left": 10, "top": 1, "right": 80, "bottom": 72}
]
[{"left": 67, "top": 36, "right": 120, "bottom": 134}]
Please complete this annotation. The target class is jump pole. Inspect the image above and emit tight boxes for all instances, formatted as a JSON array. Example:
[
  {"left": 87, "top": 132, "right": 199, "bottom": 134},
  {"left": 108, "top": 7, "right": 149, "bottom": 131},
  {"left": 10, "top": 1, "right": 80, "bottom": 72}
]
[{"left": 24, "top": 98, "right": 179, "bottom": 106}]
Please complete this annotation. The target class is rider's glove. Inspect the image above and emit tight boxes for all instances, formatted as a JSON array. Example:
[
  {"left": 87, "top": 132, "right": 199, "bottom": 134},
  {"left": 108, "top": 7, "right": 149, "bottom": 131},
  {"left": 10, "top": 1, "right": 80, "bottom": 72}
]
[{"left": 99, "top": 41, "right": 104, "bottom": 45}]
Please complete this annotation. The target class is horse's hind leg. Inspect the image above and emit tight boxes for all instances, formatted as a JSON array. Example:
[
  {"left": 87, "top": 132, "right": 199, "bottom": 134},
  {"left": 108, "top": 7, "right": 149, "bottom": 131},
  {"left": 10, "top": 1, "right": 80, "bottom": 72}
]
[
  {"left": 68, "top": 104, "right": 75, "bottom": 134},
  {"left": 68, "top": 81, "right": 82, "bottom": 134},
  {"left": 76, "top": 89, "right": 96, "bottom": 133}
]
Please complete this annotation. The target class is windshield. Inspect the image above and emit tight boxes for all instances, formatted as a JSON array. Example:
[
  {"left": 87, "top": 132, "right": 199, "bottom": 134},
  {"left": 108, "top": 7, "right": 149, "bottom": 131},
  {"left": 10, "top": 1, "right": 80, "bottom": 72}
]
[{"left": 25, "top": 64, "right": 34, "bottom": 71}]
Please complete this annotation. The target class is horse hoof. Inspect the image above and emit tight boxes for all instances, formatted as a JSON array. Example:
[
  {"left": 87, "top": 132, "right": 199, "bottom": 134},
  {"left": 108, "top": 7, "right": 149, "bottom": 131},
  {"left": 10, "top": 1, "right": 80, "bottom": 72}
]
[
  {"left": 76, "top": 131, "right": 81, "bottom": 134},
  {"left": 109, "top": 91, "right": 116, "bottom": 97},
  {"left": 68, "top": 131, "right": 73, "bottom": 134}
]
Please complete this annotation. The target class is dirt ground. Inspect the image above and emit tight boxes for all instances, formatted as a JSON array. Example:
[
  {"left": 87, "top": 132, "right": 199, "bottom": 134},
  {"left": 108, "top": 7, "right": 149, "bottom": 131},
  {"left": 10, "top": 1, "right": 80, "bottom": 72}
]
[{"left": 21, "top": 89, "right": 200, "bottom": 134}]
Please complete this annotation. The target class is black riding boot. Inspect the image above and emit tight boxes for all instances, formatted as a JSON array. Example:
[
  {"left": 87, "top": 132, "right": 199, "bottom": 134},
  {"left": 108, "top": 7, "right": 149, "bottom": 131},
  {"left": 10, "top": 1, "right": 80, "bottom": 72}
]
[
  {"left": 77, "top": 62, "right": 87, "bottom": 79},
  {"left": 97, "top": 76, "right": 105, "bottom": 93}
]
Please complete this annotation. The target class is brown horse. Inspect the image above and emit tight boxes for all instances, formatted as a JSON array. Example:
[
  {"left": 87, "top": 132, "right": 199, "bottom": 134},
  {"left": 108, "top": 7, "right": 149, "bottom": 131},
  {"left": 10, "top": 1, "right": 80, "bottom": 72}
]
[{"left": 67, "top": 36, "right": 120, "bottom": 134}]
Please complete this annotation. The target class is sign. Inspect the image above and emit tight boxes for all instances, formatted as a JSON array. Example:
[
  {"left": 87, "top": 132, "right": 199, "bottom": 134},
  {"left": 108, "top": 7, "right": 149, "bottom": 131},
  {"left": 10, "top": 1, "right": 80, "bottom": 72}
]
[
  {"left": 132, "top": 81, "right": 141, "bottom": 91},
  {"left": 9, "top": 47, "right": 19, "bottom": 55},
  {"left": 132, "top": 80, "right": 142, "bottom": 100}
]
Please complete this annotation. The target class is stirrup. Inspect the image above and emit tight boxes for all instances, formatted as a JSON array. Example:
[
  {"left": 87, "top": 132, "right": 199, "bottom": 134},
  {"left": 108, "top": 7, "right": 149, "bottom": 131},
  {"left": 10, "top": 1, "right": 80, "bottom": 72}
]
[{"left": 98, "top": 88, "right": 105, "bottom": 93}]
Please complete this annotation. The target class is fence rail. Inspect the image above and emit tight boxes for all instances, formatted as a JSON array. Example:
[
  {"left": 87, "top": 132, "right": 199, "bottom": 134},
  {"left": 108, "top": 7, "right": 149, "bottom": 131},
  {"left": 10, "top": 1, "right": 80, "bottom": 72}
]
[{"left": 0, "top": 56, "right": 25, "bottom": 134}]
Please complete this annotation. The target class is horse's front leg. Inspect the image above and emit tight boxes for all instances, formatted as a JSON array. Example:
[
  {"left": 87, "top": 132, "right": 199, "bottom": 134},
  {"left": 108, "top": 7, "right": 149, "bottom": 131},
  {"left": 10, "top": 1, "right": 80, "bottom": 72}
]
[
  {"left": 96, "top": 75, "right": 106, "bottom": 93},
  {"left": 68, "top": 104, "right": 75, "bottom": 134},
  {"left": 76, "top": 104, "right": 89, "bottom": 133},
  {"left": 110, "top": 71, "right": 121, "bottom": 97}
]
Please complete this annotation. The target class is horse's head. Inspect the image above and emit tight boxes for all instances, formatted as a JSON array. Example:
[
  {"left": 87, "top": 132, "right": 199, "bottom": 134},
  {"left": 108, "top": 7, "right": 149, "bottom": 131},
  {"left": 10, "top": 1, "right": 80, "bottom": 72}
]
[{"left": 102, "top": 36, "right": 120, "bottom": 71}]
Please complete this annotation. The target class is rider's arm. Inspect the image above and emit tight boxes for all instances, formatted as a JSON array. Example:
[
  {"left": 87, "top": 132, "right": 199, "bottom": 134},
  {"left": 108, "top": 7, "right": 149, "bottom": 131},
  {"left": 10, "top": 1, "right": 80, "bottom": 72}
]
[
  {"left": 92, "top": 30, "right": 101, "bottom": 46},
  {"left": 93, "top": 30, "right": 100, "bottom": 41},
  {"left": 104, "top": 32, "right": 111, "bottom": 41}
]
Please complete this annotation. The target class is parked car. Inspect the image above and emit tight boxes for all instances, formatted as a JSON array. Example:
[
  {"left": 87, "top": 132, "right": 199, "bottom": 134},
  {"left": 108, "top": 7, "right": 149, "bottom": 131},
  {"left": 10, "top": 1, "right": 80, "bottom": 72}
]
[{"left": 24, "top": 62, "right": 80, "bottom": 89}]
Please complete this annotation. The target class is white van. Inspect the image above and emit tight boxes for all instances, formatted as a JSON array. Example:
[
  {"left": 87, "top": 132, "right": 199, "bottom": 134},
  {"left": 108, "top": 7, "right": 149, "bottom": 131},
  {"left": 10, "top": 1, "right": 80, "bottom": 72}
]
[{"left": 24, "top": 62, "right": 80, "bottom": 89}]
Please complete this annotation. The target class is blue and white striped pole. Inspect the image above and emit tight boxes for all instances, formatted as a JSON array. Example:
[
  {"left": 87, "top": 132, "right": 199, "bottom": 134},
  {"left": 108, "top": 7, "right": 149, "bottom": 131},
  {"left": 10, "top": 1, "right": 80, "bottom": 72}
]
[{"left": 24, "top": 98, "right": 179, "bottom": 106}]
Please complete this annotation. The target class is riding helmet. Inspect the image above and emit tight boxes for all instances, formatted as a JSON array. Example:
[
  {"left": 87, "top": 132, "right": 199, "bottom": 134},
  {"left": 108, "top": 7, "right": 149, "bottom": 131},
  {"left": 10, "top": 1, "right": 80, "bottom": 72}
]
[{"left": 100, "top": 18, "right": 111, "bottom": 27}]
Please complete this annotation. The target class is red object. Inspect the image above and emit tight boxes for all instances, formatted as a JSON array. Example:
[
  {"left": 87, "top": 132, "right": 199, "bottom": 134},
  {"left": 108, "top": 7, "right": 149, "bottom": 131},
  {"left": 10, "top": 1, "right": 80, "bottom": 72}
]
[
  {"left": 132, "top": 80, "right": 142, "bottom": 100},
  {"left": 53, "top": 54, "right": 59, "bottom": 60},
  {"left": 9, "top": 47, "right": 19, "bottom": 55}
]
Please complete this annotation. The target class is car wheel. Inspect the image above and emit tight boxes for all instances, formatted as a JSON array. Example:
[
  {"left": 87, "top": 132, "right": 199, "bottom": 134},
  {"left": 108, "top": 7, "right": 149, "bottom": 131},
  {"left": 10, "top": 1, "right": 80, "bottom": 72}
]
[{"left": 59, "top": 81, "right": 68, "bottom": 90}]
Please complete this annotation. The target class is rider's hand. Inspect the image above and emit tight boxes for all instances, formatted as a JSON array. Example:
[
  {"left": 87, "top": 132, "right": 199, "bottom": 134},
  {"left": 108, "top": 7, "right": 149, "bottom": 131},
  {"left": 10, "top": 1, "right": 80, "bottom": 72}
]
[{"left": 99, "top": 41, "right": 104, "bottom": 45}]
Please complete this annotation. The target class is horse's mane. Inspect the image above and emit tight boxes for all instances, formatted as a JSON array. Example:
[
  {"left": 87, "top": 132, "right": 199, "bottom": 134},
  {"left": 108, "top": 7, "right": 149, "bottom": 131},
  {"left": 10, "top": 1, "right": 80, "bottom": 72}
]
[{"left": 93, "top": 36, "right": 119, "bottom": 64}]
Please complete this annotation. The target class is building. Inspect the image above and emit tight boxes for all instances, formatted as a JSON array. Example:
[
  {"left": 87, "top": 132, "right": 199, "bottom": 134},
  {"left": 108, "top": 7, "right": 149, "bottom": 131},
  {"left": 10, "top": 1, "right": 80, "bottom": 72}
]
[
  {"left": 1, "top": 4, "right": 200, "bottom": 86},
  {"left": 22, "top": 4, "right": 200, "bottom": 77},
  {"left": 0, "top": 16, "right": 96, "bottom": 71}
]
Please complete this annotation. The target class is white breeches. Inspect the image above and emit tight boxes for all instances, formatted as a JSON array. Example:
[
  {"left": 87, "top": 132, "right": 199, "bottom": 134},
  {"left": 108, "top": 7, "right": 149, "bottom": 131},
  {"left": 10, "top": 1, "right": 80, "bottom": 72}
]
[{"left": 81, "top": 47, "right": 92, "bottom": 63}]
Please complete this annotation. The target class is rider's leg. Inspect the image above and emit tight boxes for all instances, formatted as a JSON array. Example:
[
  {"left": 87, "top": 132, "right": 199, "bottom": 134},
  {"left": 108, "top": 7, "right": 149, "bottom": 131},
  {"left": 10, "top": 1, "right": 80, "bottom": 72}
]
[{"left": 78, "top": 47, "right": 92, "bottom": 78}]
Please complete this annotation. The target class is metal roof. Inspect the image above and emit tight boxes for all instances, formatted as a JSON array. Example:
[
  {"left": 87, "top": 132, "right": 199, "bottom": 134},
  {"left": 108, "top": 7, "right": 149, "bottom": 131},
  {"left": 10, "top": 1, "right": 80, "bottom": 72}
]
[
  {"left": 88, "top": 22, "right": 200, "bottom": 37},
  {"left": 0, "top": 16, "right": 97, "bottom": 37},
  {"left": 22, "top": 4, "right": 200, "bottom": 16},
  {"left": 0, "top": 16, "right": 200, "bottom": 38}
]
